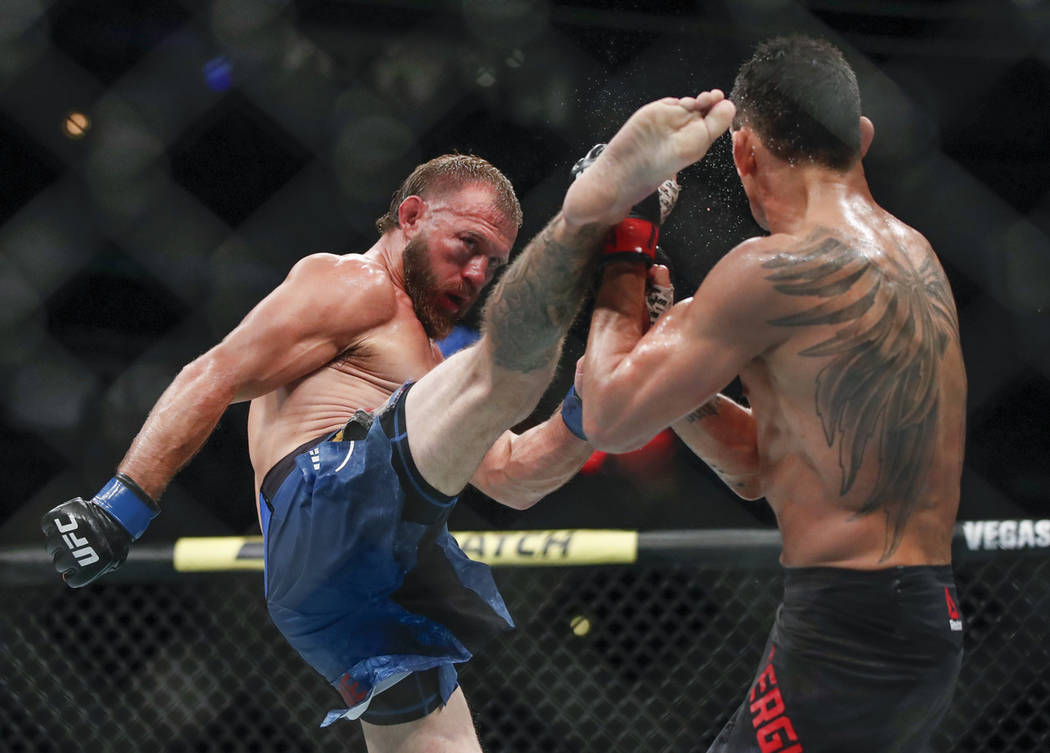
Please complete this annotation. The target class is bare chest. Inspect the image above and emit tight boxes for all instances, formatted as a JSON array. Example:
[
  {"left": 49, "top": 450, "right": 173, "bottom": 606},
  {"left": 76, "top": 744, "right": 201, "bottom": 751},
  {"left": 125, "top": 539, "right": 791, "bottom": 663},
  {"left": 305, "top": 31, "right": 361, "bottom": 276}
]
[{"left": 248, "top": 305, "right": 442, "bottom": 482}]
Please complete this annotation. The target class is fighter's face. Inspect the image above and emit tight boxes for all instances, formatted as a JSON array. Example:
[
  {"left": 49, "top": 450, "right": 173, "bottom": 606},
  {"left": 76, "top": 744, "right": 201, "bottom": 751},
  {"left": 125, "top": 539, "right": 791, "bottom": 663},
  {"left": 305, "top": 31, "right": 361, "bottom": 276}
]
[{"left": 403, "top": 185, "right": 516, "bottom": 339}]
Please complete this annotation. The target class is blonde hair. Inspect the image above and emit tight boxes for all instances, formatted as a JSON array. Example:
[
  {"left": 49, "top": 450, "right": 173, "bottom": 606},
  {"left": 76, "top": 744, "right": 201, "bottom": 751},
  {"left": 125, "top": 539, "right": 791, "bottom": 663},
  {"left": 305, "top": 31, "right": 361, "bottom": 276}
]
[{"left": 375, "top": 154, "right": 522, "bottom": 235}]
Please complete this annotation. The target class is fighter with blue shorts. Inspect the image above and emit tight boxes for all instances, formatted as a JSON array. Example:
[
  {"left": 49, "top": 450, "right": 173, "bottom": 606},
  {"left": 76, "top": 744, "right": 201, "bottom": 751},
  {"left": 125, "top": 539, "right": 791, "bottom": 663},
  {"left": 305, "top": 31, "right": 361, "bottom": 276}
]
[
  {"left": 42, "top": 97, "right": 731, "bottom": 752},
  {"left": 260, "top": 385, "right": 513, "bottom": 726}
]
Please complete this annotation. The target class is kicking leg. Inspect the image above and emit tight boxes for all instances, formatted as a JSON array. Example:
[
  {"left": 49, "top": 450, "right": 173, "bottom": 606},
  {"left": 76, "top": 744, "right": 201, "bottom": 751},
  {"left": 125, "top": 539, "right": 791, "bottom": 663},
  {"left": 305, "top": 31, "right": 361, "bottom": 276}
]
[
  {"left": 405, "top": 216, "right": 603, "bottom": 495},
  {"left": 405, "top": 90, "right": 735, "bottom": 496}
]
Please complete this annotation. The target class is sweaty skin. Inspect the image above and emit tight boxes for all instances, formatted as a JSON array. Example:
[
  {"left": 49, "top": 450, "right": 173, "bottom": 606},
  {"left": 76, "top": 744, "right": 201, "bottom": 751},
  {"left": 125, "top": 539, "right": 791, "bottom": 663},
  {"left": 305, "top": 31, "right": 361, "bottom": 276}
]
[
  {"left": 245, "top": 251, "right": 442, "bottom": 504},
  {"left": 112, "top": 182, "right": 592, "bottom": 525},
  {"left": 61, "top": 93, "right": 741, "bottom": 753},
  {"left": 581, "top": 112, "right": 965, "bottom": 569}
]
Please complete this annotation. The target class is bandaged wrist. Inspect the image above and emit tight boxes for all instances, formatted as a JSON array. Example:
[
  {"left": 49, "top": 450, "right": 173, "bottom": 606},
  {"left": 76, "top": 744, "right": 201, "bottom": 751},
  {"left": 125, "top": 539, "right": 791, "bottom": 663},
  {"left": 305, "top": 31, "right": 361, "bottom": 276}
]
[
  {"left": 93, "top": 474, "right": 160, "bottom": 540},
  {"left": 646, "top": 283, "right": 674, "bottom": 326},
  {"left": 560, "top": 384, "right": 587, "bottom": 441}
]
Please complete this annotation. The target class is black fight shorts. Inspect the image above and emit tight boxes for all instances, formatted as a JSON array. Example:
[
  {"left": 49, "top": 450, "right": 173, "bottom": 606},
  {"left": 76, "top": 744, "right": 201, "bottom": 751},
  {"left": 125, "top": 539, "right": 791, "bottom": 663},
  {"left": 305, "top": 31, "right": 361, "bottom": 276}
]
[{"left": 708, "top": 565, "right": 964, "bottom": 753}]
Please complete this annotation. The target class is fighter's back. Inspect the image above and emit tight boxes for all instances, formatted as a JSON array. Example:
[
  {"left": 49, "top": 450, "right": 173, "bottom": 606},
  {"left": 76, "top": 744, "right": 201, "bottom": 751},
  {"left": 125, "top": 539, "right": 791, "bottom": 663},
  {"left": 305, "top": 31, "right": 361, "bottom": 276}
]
[{"left": 740, "top": 201, "right": 966, "bottom": 569}]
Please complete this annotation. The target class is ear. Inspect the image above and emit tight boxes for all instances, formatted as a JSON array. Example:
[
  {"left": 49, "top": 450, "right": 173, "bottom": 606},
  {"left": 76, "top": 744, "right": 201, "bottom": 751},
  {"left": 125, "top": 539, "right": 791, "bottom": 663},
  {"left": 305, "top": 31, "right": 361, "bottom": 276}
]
[
  {"left": 732, "top": 128, "right": 756, "bottom": 177},
  {"left": 859, "top": 116, "right": 874, "bottom": 158},
  {"left": 396, "top": 196, "right": 426, "bottom": 235}
]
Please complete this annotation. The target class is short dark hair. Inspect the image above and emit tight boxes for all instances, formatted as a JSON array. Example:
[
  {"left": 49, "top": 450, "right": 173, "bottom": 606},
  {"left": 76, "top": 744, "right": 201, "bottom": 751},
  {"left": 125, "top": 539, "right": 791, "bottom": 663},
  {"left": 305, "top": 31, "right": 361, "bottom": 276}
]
[
  {"left": 730, "top": 36, "right": 862, "bottom": 171},
  {"left": 375, "top": 154, "right": 523, "bottom": 235}
]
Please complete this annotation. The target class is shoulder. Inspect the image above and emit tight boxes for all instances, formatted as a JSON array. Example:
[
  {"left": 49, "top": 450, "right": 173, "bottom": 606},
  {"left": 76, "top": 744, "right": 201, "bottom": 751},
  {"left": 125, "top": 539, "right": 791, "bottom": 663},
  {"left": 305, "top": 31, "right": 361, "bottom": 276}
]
[
  {"left": 288, "top": 252, "right": 391, "bottom": 293},
  {"left": 886, "top": 216, "right": 942, "bottom": 271},
  {"left": 284, "top": 253, "right": 398, "bottom": 326},
  {"left": 695, "top": 234, "right": 798, "bottom": 303},
  {"left": 680, "top": 233, "right": 812, "bottom": 347},
  {"left": 706, "top": 227, "right": 889, "bottom": 292},
  {"left": 289, "top": 252, "right": 387, "bottom": 287},
  {"left": 721, "top": 232, "right": 810, "bottom": 268}
]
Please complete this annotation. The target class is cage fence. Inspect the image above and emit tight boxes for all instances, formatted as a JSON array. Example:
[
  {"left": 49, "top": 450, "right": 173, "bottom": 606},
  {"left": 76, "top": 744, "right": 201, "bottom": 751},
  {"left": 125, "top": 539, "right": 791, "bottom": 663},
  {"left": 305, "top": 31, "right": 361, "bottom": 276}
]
[{"left": 1, "top": 537, "right": 1047, "bottom": 753}]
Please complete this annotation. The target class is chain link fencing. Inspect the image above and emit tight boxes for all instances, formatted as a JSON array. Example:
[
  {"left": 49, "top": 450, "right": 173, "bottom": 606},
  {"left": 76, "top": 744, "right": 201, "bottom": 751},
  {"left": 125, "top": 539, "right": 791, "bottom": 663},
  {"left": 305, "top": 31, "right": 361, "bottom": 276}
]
[{"left": 2, "top": 544, "right": 1047, "bottom": 752}]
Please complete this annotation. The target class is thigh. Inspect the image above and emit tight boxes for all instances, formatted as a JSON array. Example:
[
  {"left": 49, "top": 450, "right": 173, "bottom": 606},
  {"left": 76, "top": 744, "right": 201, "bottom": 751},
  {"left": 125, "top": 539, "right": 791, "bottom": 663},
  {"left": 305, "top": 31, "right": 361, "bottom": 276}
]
[
  {"left": 361, "top": 687, "right": 483, "bottom": 753},
  {"left": 405, "top": 337, "right": 556, "bottom": 496}
]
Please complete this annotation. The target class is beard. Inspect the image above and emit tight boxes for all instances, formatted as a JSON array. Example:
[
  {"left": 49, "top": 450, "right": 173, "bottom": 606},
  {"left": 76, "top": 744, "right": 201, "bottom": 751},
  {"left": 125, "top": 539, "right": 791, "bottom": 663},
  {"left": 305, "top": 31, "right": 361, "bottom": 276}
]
[{"left": 402, "top": 234, "right": 460, "bottom": 340}]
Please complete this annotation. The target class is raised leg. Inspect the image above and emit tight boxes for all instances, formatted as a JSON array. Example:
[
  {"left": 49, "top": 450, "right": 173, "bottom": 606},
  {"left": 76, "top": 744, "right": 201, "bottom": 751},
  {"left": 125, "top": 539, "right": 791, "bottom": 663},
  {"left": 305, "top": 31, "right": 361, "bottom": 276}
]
[
  {"left": 405, "top": 217, "right": 602, "bottom": 495},
  {"left": 405, "top": 91, "right": 735, "bottom": 496}
]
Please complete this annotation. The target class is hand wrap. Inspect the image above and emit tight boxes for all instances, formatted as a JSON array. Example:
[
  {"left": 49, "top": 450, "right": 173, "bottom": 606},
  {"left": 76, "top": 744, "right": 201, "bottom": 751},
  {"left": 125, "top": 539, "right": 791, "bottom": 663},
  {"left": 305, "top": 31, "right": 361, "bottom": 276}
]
[{"left": 560, "top": 384, "right": 587, "bottom": 441}]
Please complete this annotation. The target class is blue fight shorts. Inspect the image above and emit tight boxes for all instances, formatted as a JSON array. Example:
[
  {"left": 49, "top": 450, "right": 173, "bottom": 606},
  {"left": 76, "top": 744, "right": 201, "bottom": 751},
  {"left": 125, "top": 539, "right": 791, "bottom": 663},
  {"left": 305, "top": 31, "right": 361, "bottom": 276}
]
[{"left": 258, "top": 383, "right": 514, "bottom": 727}]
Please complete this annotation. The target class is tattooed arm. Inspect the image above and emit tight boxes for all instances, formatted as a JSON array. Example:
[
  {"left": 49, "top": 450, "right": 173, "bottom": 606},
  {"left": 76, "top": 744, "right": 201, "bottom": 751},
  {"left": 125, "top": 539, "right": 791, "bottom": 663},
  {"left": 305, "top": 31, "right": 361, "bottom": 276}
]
[{"left": 670, "top": 396, "right": 763, "bottom": 500}]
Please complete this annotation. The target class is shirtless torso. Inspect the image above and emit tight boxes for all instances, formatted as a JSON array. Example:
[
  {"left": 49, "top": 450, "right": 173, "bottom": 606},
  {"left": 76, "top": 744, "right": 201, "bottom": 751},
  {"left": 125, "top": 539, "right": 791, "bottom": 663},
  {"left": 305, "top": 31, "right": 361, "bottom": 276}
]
[
  {"left": 735, "top": 210, "right": 964, "bottom": 568},
  {"left": 43, "top": 99, "right": 742, "bottom": 753},
  {"left": 581, "top": 37, "right": 965, "bottom": 752},
  {"left": 581, "top": 160, "right": 965, "bottom": 570},
  {"left": 246, "top": 253, "right": 442, "bottom": 504}
]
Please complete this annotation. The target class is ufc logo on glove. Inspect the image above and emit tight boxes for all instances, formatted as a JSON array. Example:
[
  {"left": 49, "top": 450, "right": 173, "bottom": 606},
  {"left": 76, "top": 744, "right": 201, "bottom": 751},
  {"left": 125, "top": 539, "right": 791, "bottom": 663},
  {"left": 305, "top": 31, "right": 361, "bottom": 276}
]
[{"left": 52, "top": 514, "right": 101, "bottom": 567}]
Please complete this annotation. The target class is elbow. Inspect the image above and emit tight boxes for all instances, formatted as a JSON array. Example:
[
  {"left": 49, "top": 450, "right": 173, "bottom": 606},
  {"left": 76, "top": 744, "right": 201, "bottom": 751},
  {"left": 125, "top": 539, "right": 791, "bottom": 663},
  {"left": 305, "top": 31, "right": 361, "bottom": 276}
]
[
  {"left": 582, "top": 416, "right": 641, "bottom": 454},
  {"left": 585, "top": 432, "right": 630, "bottom": 455},
  {"left": 724, "top": 467, "right": 764, "bottom": 501},
  {"left": 484, "top": 484, "right": 543, "bottom": 511},
  {"left": 500, "top": 492, "right": 543, "bottom": 511},
  {"left": 732, "top": 480, "right": 765, "bottom": 501},
  {"left": 182, "top": 349, "right": 241, "bottom": 404},
  {"left": 472, "top": 467, "right": 545, "bottom": 511},
  {"left": 714, "top": 439, "right": 763, "bottom": 500}
]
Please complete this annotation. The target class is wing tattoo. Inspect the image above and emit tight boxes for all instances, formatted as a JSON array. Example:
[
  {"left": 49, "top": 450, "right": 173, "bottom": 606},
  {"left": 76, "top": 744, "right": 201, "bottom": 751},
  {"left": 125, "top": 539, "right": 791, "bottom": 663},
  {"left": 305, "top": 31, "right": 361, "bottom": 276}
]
[{"left": 762, "top": 233, "right": 959, "bottom": 558}]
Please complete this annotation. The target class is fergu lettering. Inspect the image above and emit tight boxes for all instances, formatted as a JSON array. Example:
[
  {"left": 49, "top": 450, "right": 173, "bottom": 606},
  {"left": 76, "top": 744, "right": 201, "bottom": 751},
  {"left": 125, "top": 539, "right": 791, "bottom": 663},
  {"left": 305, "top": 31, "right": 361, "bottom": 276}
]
[
  {"left": 748, "top": 647, "right": 802, "bottom": 753},
  {"left": 944, "top": 587, "right": 963, "bottom": 632}
]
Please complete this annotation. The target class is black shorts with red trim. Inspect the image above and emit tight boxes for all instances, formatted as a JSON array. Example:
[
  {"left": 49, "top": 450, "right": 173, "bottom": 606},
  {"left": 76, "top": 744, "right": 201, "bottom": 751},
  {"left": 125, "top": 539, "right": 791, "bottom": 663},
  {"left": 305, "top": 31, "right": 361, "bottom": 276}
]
[{"left": 708, "top": 565, "right": 964, "bottom": 753}]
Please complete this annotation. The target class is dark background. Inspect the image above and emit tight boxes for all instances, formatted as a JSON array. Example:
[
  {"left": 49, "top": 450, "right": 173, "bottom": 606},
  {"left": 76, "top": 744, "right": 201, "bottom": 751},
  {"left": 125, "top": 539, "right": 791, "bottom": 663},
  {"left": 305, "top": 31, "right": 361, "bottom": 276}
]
[{"left": 2, "top": 0, "right": 1049, "bottom": 545}]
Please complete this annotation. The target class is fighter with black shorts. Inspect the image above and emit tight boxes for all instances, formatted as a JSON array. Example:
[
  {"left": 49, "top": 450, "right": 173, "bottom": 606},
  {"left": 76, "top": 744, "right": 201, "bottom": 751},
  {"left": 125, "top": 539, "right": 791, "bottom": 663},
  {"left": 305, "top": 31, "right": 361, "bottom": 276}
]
[
  {"left": 577, "top": 37, "right": 968, "bottom": 753},
  {"left": 709, "top": 566, "right": 963, "bottom": 752}
]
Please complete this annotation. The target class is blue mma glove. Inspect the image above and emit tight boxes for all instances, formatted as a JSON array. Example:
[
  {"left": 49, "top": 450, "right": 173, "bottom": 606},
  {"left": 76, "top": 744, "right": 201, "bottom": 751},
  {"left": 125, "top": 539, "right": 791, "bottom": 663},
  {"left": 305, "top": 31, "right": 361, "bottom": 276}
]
[{"left": 41, "top": 474, "right": 160, "bottom": 588}]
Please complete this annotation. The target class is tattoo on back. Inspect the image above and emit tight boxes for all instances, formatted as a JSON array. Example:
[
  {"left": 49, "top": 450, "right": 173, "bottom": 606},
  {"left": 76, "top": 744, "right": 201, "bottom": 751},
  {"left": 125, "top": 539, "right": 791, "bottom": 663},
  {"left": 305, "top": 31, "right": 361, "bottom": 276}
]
[
  {"left": 763, "top": 230, "right": 960, "bottom": 558},
  {"left": 484, "top": 218, "right": 601, "bottom": 372}
]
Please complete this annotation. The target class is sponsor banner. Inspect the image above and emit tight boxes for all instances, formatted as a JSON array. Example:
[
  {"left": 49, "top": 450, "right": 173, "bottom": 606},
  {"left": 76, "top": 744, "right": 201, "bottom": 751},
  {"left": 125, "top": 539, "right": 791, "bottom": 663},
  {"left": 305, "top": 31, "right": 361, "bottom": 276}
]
[
  {"left": 451, "top": 529, "right": 637, "bottom": 566},
  {"left": 171, "top": 530, "right": 639, "bottom": 571},
  {"left": 959, "top": 520, "right": 1050, "bottom": 551},
  {"left": 162, "top": 524, "right": 1050, "bottom": 573},
  {"left": 174, "top": 536, "right": 264, "bottom": 571}
]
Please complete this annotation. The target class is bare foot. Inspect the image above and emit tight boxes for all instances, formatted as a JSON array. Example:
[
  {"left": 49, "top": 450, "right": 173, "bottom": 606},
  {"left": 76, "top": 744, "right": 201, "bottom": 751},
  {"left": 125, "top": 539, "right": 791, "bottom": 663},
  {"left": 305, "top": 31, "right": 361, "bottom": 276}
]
[{"left": 563, "top": 90, "right": 735, "bottom": 227}]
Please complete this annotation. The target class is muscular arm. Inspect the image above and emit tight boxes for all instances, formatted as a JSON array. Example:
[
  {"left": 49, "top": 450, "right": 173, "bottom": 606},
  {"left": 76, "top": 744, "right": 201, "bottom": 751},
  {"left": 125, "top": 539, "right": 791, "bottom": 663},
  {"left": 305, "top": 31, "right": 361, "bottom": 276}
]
[
  {"left": 117, "top": 254, "right": 394, "bottom": 500},
  {"left": 671, "top": 395, "right": 762, "bottom": 500},
  {"left": 470, "top": 413, "right": 592, "bottom": 510},
  {"left": 579, "top": 239, "right": 783, "bottom": 455}
]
